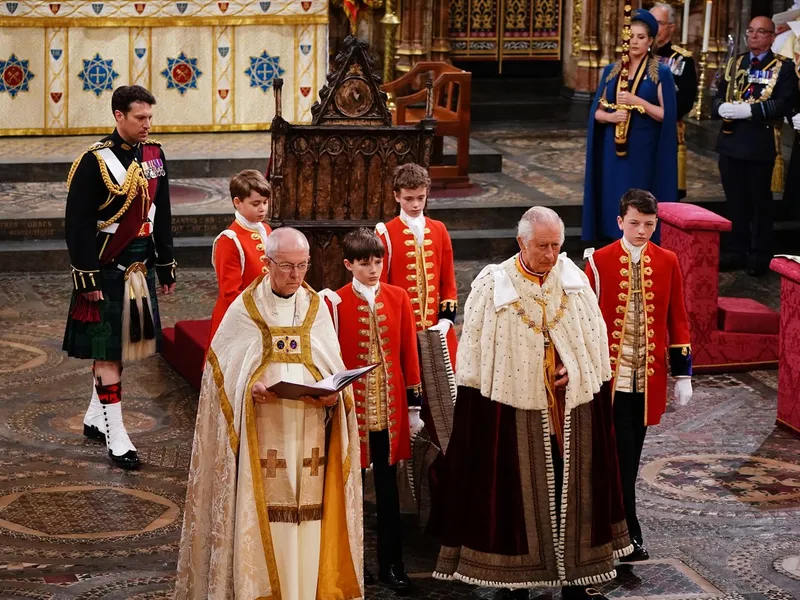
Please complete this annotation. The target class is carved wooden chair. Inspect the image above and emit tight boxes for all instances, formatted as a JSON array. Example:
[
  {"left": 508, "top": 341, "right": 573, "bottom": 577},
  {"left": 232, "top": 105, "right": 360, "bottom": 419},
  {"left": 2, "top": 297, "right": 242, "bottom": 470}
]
[
  {"left": 381, "top": 62, "right": 472, "bottom": 187},
  {"left": 268, "top": 37, "right": 436, "bottom": 291}
]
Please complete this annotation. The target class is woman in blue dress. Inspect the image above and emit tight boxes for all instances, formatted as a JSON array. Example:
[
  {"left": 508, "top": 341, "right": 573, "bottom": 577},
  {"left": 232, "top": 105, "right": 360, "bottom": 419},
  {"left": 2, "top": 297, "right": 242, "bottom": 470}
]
[{"left": 582, "top": 9, "right": 678, "bottom": 241}]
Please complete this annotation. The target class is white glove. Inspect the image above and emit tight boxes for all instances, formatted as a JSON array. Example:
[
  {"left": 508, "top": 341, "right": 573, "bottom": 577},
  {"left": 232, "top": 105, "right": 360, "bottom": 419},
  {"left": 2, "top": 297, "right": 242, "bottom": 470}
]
[
  {"left": 408, "top": 408, "right": 424, "bottom": 434},
  {"left": 792, "top": 113, "right": 800, "bottom": 131},
  {"left": 718, "top": 102, "right": 736, "bottom": 119},
  {"left": 429, "top": 319, "right": 452, "bottom": 335},
  {"left": 673, "top": 378, "right": 693, "bottom": 406},
  {"left": 731, "top": 102, "right": 752, "bottom": 120}
]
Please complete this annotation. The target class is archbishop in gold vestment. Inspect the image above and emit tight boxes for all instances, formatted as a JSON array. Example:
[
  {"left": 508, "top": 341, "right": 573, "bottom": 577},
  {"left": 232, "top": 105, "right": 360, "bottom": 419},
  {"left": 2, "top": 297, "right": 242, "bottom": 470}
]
[{"left": 174, "top": 277, "right": 363, "bottom": 600}]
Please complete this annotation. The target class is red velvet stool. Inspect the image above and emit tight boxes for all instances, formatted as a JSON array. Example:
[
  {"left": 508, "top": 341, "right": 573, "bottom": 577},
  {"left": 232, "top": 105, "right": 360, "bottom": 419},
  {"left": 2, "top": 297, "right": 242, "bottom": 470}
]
[
  {"left": 770, "top": 257, "right": 800, "bottom": 437},
  {"left": 659, "top": 203, "right": 779, "bottom": 372},
  {"left": 161, "top": 319, "right": 211, "bottom": 391}
]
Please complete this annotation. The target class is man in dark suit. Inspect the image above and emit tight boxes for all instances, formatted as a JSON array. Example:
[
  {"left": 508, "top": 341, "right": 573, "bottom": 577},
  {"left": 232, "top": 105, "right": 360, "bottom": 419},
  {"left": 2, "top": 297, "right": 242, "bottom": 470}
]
[{"left": 713, "top": 16, "right": 799, "bottom": 276}]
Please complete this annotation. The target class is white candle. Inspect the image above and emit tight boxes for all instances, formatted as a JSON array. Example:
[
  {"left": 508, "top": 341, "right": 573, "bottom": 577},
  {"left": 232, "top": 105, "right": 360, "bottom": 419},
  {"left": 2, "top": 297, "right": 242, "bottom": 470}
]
[
  {"left": 701, "top": 0, "right": 713, "bottom": 53},
  {"left": 682, "top": 0, "right": 690, "bottom": 44}
]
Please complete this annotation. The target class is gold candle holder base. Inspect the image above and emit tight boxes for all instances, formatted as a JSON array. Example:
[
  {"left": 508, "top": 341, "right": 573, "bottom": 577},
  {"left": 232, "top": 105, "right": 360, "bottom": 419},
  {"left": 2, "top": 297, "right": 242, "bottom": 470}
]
[{"left": 689, "top": 51, "right": 709, "bottom": 120}]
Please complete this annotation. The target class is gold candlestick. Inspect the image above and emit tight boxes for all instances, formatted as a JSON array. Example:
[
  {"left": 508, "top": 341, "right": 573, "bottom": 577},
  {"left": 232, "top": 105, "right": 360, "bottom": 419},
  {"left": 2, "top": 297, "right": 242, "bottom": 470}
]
[
  {"left": 381, "top": 0, "right": 400, "bottom": 110},
  {"left": 689, "top": 51, "right": 708, "bottom": 120}
]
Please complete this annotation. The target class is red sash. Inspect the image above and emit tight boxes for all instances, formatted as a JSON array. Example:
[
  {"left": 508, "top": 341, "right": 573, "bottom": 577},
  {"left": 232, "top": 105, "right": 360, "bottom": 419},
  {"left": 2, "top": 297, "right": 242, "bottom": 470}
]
[{"left": 100, "top": 144, "right": 161, "bottom": 265}]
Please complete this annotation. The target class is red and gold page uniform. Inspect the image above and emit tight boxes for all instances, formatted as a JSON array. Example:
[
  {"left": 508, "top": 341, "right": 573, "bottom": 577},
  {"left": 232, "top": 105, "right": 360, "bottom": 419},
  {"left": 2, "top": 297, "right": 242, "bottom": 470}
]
[
  {"left": 585, "top": 239, "right": 692, "bottom": 425},
  {"left": 376, "top": 215, "right": 458, "bottom": 361},
  {"left": 208, "top": 218, "right": 272, "bottom": 344},
  {"left": 324, "top": 282, "right": 421, "bottom": 468}
]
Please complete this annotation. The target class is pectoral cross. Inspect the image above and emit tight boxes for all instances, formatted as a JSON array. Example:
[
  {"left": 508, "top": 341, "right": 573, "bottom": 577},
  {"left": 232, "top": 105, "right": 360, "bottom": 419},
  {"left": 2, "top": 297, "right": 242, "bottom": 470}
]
[
  {"left": 303, "top": 447, "right": 325, "bottom": 476},
  {"left": 261, "top": 449, "right": 287, "bottom": 478}
]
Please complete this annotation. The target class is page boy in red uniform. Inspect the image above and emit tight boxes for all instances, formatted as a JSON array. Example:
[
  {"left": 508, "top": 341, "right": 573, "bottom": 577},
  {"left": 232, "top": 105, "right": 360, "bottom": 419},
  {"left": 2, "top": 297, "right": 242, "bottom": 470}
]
[
  {"left": 208, "top": 169, "right": 272, "bottom": 344},
  {"left": 584, "top": 189, "right": 693, "bottom": 562},
  {"left": 376, "top": 163, "right": 458, "bottom": 363},
  {"left": 321, "top": 228, "right": 422, "bottom": 595}
]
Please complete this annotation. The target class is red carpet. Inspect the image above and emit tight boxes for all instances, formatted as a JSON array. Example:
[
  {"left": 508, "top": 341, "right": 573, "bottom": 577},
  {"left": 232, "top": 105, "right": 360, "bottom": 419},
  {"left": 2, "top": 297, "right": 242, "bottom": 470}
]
[{"left": 161, "top": 320, "right": 210, "bottom": 390}]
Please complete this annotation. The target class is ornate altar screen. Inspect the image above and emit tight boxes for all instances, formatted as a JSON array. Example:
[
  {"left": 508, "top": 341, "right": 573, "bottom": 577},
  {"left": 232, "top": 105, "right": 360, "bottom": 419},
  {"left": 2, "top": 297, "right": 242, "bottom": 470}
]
[
  {"left": 448, "top": 0, "right": 562, "bottom": 65},
  {"left": 0, "top": 0, "right": 327, "bottom": 134}
]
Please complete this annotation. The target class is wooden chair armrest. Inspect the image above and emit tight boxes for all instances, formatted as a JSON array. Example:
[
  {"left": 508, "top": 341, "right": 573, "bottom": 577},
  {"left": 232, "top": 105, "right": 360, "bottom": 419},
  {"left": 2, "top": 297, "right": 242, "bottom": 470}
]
[
  {"left": 381, "top": 62, "right": 463, "bottom": 93},
  {"left": 394, "top": 88, "right": 429, "bottom": 109},
  {"left": 381, "top": 67, "right": 425, "bottom": 93}
]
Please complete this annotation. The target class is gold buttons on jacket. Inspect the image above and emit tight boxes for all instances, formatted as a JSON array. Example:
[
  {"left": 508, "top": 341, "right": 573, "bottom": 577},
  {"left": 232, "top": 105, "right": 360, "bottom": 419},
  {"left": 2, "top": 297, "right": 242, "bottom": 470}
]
[
  {"left": 257, "top": 244, "right": 265, "bottom": 251},
  {"left": 261, "top": 266, "right": 268, "bottom": 273}
]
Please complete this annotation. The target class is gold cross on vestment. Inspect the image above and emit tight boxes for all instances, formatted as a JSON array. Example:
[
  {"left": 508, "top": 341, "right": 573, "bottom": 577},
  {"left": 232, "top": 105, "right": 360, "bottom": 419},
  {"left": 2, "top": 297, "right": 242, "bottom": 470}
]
[
  {"left": 261, "top": 449, "right": 287, "bottom": 478},
  {"left": 303, "top": 447, "right": 326, "bottom": 476}
]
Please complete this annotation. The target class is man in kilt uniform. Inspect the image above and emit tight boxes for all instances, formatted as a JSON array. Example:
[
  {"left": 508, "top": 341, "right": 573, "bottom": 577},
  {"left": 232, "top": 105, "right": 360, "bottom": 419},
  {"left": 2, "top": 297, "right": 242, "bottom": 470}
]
[{"left": 63, "top": 85, "right": 176, "bottom": 469}]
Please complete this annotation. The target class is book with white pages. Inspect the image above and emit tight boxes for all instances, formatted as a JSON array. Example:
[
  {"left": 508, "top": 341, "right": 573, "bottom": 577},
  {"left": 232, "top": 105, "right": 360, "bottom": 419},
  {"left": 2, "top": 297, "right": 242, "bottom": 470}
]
[{"left": 267, "top": 363, "right": 379, "bottom": 400}]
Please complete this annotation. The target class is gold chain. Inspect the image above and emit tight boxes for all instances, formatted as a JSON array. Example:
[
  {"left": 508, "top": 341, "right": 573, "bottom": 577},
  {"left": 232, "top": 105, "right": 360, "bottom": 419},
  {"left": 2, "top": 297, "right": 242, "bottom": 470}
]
[{"left": 512, "top": 292, "right": 569, "bottom": 335}]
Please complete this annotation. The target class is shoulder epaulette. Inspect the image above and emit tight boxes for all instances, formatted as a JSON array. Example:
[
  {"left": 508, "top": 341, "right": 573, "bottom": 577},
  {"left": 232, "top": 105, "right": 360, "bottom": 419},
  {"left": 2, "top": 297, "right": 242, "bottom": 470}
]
[
  {"left": 88, "top": 140, "right": 113, "bottom": 151},
  {"left": 142, "top": 139, "right": 161, "bottom": 146},
  {"left": 66, "top": 140, "right": 113, "bottom": 189},
  {"left": 775, "top": 53, "right": 789, "bottom": 62},
  {"left": 671, "top": 44, "right": 692, "bottom": 58}
]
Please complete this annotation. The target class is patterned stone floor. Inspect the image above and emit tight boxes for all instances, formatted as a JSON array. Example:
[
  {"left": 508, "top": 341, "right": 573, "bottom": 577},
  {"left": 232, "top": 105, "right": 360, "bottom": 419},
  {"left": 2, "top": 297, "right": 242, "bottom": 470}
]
[
  {"left": 0, "top": 124, "right": 727, "bottom": 222},
  {"left": 0, "top": 261, "right": 796, "bottom": 599},
  {"left": 0, "top": 121, "right": 795, "bottom": 599}
]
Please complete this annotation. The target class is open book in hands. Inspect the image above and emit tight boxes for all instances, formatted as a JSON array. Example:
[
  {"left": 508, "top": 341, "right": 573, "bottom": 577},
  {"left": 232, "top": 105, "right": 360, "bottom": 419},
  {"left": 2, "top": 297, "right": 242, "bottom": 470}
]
[{"left": 267, "top": 364, "right": 379, "bottom": 400}]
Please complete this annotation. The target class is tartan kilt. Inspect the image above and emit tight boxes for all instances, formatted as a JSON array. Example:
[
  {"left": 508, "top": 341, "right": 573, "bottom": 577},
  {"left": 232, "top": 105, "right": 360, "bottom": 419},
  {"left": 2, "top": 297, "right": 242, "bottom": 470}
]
[{"left": 62, "top": 238, "right": 163, "bottom": 361}]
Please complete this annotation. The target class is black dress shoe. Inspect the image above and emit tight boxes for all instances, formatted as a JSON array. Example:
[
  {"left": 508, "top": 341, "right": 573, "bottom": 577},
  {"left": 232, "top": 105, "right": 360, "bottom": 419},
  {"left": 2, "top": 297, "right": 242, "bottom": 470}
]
[
  {"left": 83, "top": 423, "right": 105, "bottom": 442},
  {"left": 365, "top": 568, "right": 375, "bottom": 585},
  {"left": 619, "top": 538, "right": 649, "bottom": 562},
  {"left": 379, "top": 564, "right": 413, "bottom": 595},
  {"left": 109, "top": 449, "right": 140, "bottom": 470}
]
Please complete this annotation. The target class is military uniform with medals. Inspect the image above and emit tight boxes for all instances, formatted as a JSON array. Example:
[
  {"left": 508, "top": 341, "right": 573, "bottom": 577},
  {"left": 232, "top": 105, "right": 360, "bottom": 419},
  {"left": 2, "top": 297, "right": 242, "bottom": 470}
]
[
  {"left": 657, "top": 42, "right": 698, "bottom": 198},
  {"left": 713, "top": 51, "right": 799, "bottom": 274},
  {"left": 62, "top": 128, "right": 176, "bottom": 468}
]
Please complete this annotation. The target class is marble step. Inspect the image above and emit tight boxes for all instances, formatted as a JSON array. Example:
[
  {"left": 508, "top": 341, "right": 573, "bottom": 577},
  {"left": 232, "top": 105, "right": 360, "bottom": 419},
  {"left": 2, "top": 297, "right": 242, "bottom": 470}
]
[{"left": 0, "top": 136, "right": 501, "bottom": 183}]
